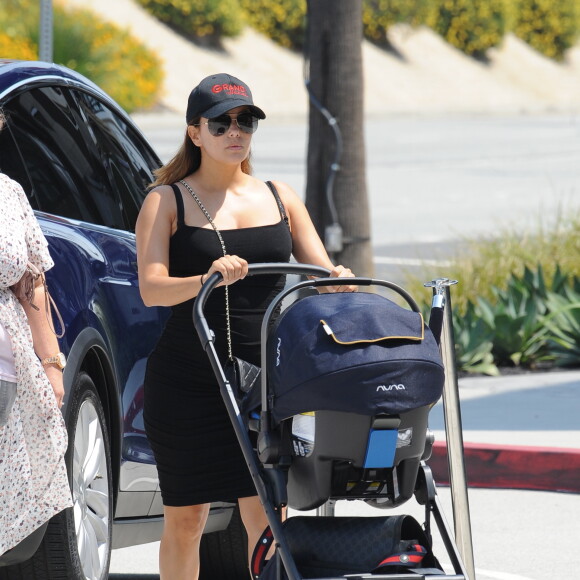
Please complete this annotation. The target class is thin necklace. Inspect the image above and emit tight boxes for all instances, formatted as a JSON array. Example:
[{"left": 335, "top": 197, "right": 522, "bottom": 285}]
[{"left": 180, "top": 179, "right": 233, "bottom": 361}]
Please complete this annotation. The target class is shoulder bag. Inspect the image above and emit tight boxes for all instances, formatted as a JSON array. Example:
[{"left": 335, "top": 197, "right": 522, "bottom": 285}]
[{"left": 10, "top": 261, "right": 65, "bottom": 338}]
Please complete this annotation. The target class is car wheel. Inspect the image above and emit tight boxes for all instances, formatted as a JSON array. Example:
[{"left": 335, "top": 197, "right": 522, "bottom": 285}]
[
  {"left": 0, "top": 372, "right": 113, "bottom": 580},
  {"left": 66, "top": 372, "right": 113, "bottom": 579},
  {"left": 199, "top": 504, "right": 248, "bottom": 580}
]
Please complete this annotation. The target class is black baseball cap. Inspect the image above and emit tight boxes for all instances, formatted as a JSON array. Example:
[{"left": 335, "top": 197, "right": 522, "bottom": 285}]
[{"left": 186, "top": 73, "right": 266, "bottom": 122}]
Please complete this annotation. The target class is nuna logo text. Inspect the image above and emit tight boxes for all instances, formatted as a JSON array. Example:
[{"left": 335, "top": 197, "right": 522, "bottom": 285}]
[{"left": 376, "top": 384, "right": 406, "bottom": 392}]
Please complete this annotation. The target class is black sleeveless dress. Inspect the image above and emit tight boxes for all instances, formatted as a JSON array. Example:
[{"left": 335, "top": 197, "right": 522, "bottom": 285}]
[{"left": 143, "top": 183, "right": 292, "bottom": 506}]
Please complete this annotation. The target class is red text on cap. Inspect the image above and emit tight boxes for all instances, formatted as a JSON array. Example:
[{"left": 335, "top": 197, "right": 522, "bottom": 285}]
[{"left": 212, "top": 83, "right": 248, "bottom": 96}]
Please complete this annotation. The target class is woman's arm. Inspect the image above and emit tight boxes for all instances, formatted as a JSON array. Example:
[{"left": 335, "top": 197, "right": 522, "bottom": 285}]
[
  {"left": 19, "top": 284, "right": 65, "bottom": 407},
  {"left": 136, "top": 188, "right": 202, "bottom": 307},
  {"left": 271, "top": 180, "right": 356, "bottom": 292},
  {"left": 10, "top": 176, "right": 64, "bottom": 404},
  {"left": 135, "top": 188, "right": 248, "bottom": 307}
]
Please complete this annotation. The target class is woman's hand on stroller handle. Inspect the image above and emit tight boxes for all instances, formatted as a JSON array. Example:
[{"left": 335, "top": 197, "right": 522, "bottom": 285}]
[
  {"left": 202, "top": 255, "right": 248, "bottom": 288},
  {"left": 200, "top": 261, "right": 356, "bottom": 293},
  {"left": 197, "top": 263, "right": 418, "bottom": 309},
  {"left": 200, "top": 262, "right": 333, "bottom": 293},
  {"left": 317, "top": 264, "right": 358, "bottom": 293}
]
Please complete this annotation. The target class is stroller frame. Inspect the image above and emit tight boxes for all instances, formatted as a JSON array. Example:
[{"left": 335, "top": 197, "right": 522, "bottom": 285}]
[{"left": 194, "top": 263, "right": 472, "bottom": 580}]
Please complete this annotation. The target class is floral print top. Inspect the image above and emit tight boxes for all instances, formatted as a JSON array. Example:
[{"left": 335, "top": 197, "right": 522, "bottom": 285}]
[{"left": 0, "top": 173, "right": 72, "bottom": 556}]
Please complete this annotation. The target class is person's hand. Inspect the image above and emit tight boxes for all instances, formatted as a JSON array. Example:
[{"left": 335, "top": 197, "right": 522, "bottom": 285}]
[
  {"left": 44, "top": 365, "right": 65, "bottom": 408},
  {"left": 320, "top": 265, "right": 357, "bottom": 293},
  {"left": 205, "top": 255, "right": 249, "bottom": 287}
]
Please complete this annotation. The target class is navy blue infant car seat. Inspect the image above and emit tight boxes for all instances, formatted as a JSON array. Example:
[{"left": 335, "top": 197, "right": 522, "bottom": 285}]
[{"left": 266, "top": 291, "right": 445, "bottom": 510}]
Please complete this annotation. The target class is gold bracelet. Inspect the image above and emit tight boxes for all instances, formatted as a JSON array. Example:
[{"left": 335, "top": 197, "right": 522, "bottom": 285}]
[{"left": 201, "top": 273, "right": 206, "bottom": 285}]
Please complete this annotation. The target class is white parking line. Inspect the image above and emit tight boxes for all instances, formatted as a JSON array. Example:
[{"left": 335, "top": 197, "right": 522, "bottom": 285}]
[
  {"left": 437, "top": 562, "right": 537, "bottom": 580},
  {"left": 475, "top": 568, "right": 538, "bottom": 580},
  {"left": 374, "top": 256, "right": 452, "bottom": 267}
]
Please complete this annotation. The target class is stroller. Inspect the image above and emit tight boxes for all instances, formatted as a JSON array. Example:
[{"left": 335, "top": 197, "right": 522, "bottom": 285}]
[{"left": 194, "top": 263, "right": 472, "bottom": 580}]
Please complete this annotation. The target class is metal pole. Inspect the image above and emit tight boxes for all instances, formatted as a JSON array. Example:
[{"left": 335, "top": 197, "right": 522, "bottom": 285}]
[
  {"left": 39, "top": 0, "right": 53, "bottom": 62},
  {"left": 426, "top": 278, "right": 476, "bottom": 580},
  {"left": 316, "top": 499, "right": 336, "bottom": 517}
]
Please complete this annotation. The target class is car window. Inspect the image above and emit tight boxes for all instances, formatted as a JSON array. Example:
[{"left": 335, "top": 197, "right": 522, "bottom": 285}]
[
  {"left": 0, "top": 114, "right": 31, "bottom": 195},
  {"left": 75, "top": 91, "right": 160, "bottom": 231},
  {"left": 0, "top": 85, "right": 125, "bottom": 229}
]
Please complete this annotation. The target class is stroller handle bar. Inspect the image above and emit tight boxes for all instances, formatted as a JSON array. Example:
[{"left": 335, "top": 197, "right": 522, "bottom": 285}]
[{"left": 193, "top": 262, "right": 421, "bottom": 350}]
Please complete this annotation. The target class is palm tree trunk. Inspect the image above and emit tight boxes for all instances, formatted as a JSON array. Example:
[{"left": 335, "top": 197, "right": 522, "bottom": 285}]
[{"left": 305, "top": 0, "right": 374, "bottom": 276}]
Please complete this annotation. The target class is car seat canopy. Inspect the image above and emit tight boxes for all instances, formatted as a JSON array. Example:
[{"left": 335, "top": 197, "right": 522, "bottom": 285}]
[{"left": 267, "top": 292, "right": 445, "bottom": 425}]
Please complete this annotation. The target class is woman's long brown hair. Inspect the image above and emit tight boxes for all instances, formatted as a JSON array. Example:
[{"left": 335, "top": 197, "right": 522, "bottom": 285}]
[{"left": 150, "top": 119, "right": 252, "bottom": 188}]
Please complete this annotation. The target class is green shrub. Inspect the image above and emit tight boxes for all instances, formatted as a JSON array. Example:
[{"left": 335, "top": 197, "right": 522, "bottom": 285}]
[
  {"left": 405, "top": 209, "right": 580, "bottom": 316},
  {"left": 0, "top": 0, "right": 163, "bottom": 112},
  {"left": 53, "top": 6, "right": 163, "bottom": 112},
  {"left": 0, "top": 31, "right": 37, "bottom": 60},
  {"left": 425, "top": 0, "right": 511, "bottom": 59},
  {"left": 362, "top": 0, "right": 431, "bottom": 47},
  {"left": 452, "top": 301, "right": 499, "bottom": 375},
  {"left": 478, "top": 266, "right": 554, "bottom": 368},
  {"left": 239, "top": 0, "right": 306, "bottom": 50},
  {"left": 136, "top": 0, "right": 243, "bottom": 46},
  {"left": 0, "top": 0, "right": 36, "bottom": 40},
  {"left": 445, "top": 266, "right": 580, "bottom": 374},
  {"left": 404, "top": 210, "right": 580, "bottom": 374},
  {"left": 510, "top": 0, "right": 579, "bottom": 60}
]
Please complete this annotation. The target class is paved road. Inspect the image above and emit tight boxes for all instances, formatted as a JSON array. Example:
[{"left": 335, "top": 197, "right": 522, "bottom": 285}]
[
  {"left": 133, "top": 111, "right": 580, "bottom": 247},
  {"left": 108, "top": 368, "right": 580, "bottom": 580},
  {"left": 115, "top": 113, "right": 580, "bottom": 579},
  {"left": 109, "top": 488, "right": 580, "bottom": 580}
]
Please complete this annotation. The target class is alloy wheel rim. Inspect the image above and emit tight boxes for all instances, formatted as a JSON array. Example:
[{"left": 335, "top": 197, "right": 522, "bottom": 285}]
[{"left": 72, "top": 398, "right": 110, "bottom": 580}]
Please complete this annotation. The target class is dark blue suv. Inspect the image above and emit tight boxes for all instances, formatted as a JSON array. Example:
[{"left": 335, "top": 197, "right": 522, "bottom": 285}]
[{"left": 0, "top": 60, "right": 247, "bottom": 580}]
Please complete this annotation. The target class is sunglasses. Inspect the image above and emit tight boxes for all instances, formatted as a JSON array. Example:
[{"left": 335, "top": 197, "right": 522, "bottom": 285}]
[{"left": 199, "top": 112, "right": 260, "bottom": 136}]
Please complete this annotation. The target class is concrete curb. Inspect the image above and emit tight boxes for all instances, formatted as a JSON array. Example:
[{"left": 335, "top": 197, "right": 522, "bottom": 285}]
[{"left": 429, "top": 441, "right": 580, "bottom": 494}]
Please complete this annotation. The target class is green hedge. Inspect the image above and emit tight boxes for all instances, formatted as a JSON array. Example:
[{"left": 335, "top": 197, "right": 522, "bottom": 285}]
[
  {"left": 362, "top": 0, "right": 431, "bottom": 47},
  {"left": 362, "top": 0, "right": 579, "bottom": 60},
  {"left": 0, "top": 0, "right": 163, "bottom": 112},
  {"left": 405, "top": 210, "right": 580, "bottom": 316},
  {"left": 425, "top": 0, "right": 510, "bottom": 59},
  {"left": 510, "top": 0, "right": 579, "bottom": 60},
  {"left": 239, "top": 0, "right": 306, "bottom": 50},
  {"left": 0, "top": 32, "right": 36, "bottom": 60},
  {"left": 136, "top": 0, "right": 243, "bottom": 46},
  {"left": 405, "top": 211, "right": 580, "bottom": 374},
  {"left": 134, "top": 0, "right": 580, "bottom": 61}
]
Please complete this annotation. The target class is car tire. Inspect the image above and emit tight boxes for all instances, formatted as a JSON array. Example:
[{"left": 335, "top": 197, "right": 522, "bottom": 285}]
[
  {"left": 0, "top": 372, "right": 113, "bottom": 580},
  {"left": 199, "top": 504, "right": 248, "bottom": 580}
]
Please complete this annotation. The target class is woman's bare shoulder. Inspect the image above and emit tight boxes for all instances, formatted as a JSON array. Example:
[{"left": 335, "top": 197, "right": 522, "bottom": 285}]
[
  {"left": 138, "top": 185, "right": 181, "bottom": 223},
  {"left": 143, "top": 184, "right": 178, "bottom": 206},
  {"left": 148, "top": 183, "right": 176, "bottom": 197}
]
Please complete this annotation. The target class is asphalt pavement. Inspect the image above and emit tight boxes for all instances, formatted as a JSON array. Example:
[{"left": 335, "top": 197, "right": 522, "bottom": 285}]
[
  {"left": 430, "top": 372, "right": 580, "bottom": 507},
  {"left": 108, "top": 370, "right": 580, "bottom": 580}
]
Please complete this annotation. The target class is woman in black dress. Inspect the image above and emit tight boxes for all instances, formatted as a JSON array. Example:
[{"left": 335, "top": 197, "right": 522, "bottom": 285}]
[{"left": 136, "top": 73, "right": 355, "bottom": 579}]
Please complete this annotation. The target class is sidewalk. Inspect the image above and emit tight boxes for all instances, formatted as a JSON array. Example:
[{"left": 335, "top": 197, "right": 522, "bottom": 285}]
[{"left": 428, "top": 369, "right": 580, "bottom": 493}]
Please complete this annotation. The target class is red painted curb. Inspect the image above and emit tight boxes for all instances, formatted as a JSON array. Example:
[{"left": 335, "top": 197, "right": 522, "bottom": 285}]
[{"left": 429, "top": 441, "right": 580, "bottom": 494}]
